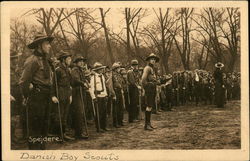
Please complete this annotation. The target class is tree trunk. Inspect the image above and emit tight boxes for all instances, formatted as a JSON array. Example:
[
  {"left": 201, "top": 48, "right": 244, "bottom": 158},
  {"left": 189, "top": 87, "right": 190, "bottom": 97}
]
[
  {"left": 100, "top": 8, "right": 114, "bottom": 65},
  {"left": 125, "top": 8, "right": 131, "bottom": 61}
]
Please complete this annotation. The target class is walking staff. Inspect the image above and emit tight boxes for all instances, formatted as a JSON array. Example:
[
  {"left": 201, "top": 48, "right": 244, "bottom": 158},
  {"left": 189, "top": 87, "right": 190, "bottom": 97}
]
[
  {"left": 93, "top": 72, "right": 101, "bottom": 132},
  {"left": 53, "top": 67, "right": 64, "bottom": 142},
  {"left": 51, "top": 51, "right": 75, "bottom": 141},
  {"left": 79, "top": 86, "right": 89, "bottom": 136}
]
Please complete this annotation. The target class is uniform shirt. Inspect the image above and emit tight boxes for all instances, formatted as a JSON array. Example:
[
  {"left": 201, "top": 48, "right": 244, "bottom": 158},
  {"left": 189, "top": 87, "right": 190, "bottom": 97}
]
[
  {"left": 112, "top": 71, "right": 122, "bottom": 90},
  {"left": 19, "top": 54, "right": 52, "bottom": 97},
  {"left": 105, "top": 72, "right": 116, "bottom": 98},
  {"left": 141, "top": 64, "right": 157, "bottom": 88},
  {"left": 127, "top": 68, "right": 140, "bottom": 87},
  {"left": 71, "top": 66, "right": 85, "bottom": 88},
  {"left": 54, "top": 63, "right": 72, "bottom": 87},
  {"left": 89, "top": 72, "right": 107, "bottom": 99},
  {"left": 11, "top": 65, "right": 21, "bottom": 86},
  {"left": 213, "top": 69, "right": 224, "bottom": 85},
  {"left": 51, "top": 63, "right": 72, "bottom": 98},
  {"left": 121, "top": 76, "right": 128, "bottom": 93}
]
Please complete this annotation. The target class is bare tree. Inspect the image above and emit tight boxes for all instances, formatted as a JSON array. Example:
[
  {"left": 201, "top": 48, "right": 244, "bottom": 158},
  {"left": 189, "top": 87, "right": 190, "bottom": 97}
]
[
  {"left": 141, "top": 8, "right": 180, "bottom": 73},
  {"left": 99, "top": 8, "right": 115, "bottom": 65},
  {"left": 173, "top": 8, "right": 194, "bottom": 70},
  {"left": 124, "top": 8, "right": 142, "bottom": 60},
  {"left": 219, "top": 8, "right": 240, "bottom": 72},
  {"left": 62, "top": 8, "right": 101, "bottom": 58},
  {"left": 193, "top": 8, "right": 225, "bottom": 63},
  {"left": 10, "top": 19, "right": 41, "bottom": 67}
]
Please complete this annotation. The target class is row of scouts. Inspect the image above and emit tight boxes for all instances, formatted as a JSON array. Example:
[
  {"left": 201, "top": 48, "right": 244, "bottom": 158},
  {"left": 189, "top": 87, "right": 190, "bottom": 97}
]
[
  {"left": 10, "top": 33, "right": 159, "bottom": 150},
  {"left": 155, "top": 63, "right": 241, "bottom": 112},
  {"left": 10, "top": 33, "right": 240, "bottom": 150}
]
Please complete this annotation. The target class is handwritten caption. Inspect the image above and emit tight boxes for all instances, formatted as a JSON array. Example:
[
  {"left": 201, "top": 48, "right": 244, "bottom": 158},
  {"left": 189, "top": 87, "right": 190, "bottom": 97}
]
[{"left": 20, "top": 152, "right": 119, "bottom": 161}]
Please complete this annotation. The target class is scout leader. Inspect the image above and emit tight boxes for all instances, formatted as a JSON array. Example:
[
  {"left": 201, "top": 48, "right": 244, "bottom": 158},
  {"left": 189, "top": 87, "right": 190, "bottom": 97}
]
[
  {"left": 213, "top": 62, "right": 225, "bottom": 108},
  {"left": 89, "top": 62, "right": 109, "bottom": 132},
  {"left": 19, "top": 33, "right": 54, "bottom": 150},
  {"left": 51, "top": 51, "right": 75, "bottom": 141},
  {"left": 141, "top": 53, "right": 159, "bottom": 131},
  {"left": 71, "top": 56, "right": 89, "bottom": 139}
]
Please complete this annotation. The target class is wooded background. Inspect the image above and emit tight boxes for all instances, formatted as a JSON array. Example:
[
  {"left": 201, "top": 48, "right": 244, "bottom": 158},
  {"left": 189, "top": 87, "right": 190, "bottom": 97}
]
[{"left": 10, "top": 8, "right": 240, "bottom": 74}]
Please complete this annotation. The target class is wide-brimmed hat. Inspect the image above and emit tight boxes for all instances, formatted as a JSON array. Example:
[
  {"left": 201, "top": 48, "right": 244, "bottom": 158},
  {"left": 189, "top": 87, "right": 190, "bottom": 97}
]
[
  {"left": 165, "top": 74, "right": 172, "bottom": 79},
  {"left": 28, "top": 33, "right": 54, "bottom": 49},
  {"left": 146, "top": 53, "right": 159, "bottom": 62},
  {"left": 112, "top": 62, "right": 121, "bottom": 70},
  {"left": 93, "top": 62, "right": 106, "bottom": 71},
  {"left": 138, "top": 67, "right": 144, "bottom": 71},
  {"left": 57, "top": 50, "right": 72, "bottom": 60},
  {"left": 120, "top": 68, "right": 127, "bottom": 75},
  {"left": 73, "top": 55, "right": 87, "bottom": 63},
  {"left": 84, "top": 69, "right": 93, "bottom": 77},
  {"left": 10, "top": 51, "right": 22, "bottom": 59},
  {"left": 131, "top": 59, "right": 139, "bottom": 65},
  {"left": 215, "top": 62, "right": 224, "bottom": 68}
]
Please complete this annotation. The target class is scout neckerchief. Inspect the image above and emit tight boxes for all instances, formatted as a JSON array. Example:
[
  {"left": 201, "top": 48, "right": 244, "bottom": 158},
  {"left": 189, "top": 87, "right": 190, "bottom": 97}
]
[{"left": 34, "top": 50, "right": 51, "bottom": 79}]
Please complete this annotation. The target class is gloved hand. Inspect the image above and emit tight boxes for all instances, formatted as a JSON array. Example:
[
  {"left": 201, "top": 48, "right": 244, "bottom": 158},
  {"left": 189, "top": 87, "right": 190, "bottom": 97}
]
[
  {"left": 10, "top": 95, "right": 16, "bottom": 102},
  {"left": 52, "top": 96, "right": 59, "bottom": 103},
  {"left": 69, "top": 96, "right": 72, "bottom": 104},
  {"left": 93, "top": 98, "right": 98, "bottom": 103}
]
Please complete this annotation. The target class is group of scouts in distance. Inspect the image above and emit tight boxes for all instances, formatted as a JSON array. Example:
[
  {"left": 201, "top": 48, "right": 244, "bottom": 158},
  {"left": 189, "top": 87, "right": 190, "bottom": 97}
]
[{"left": 10, "top": 33, "right": 240, "bottom": 150}]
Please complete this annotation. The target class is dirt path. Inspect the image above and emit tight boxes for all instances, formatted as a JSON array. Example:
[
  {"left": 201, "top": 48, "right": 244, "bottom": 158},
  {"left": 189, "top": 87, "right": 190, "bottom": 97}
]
[{"left": 45, "top": 100, "right": 240, "bottom": 150}]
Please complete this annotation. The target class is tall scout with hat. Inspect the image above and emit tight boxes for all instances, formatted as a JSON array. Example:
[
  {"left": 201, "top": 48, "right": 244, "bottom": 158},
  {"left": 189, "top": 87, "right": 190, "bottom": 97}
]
[
  {"left": 141, "top": 53, "right": 159, "bottom": 131},
  {"left": 51, "top": 50, "right": 75, "bottom": 141},
  {"left": 89, "top": 62, "right": 109, "bottom": 132},
  {"left": 127, "top": 59, "right": 141, "bottom": 123},
  {"left": 213, "top": 62, "right": 225, "bottom": 108},
  {"left": 19, "top": 33, "right": 54, "bottom": 149},
  {"left": 71, "top": 56, "right": 89, "bottom": 139}
]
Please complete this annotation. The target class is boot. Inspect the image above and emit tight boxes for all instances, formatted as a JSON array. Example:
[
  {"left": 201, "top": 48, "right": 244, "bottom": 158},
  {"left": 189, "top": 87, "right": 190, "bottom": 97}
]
[
  {"left": 148, "top": 111, "right": 156, "bottom": 129},
  {"left": 63, "top": 133, "right": 75, "bottom": 141},
  {"left": 144, "top": 111, "right": 153, "bottom": 131}
]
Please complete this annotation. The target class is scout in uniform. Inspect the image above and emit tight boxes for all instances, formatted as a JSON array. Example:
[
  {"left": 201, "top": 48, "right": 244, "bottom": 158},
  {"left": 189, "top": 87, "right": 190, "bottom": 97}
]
[
  {"left": 112, "top": 62, "right": 124, "bottom": 127},
  {"left": 164, "top": 74, "right": 173, "bottom": 111},
  {"left": 19, "top": 33, "right": 54, "bottom": 149},
  {"left": 120, "top": 68, "right": 129, "bottom": 120},
  {"left": 71, "top": 56, "right": 89, "bottom": 139},
  {"left": 10, "top": 51, "right": 25, "bottom": 147},
  {"left": 89, "top": 62, "right": 109, "bottom": 132},
  {"left": 127, "top": 60, "right": 140, "bottom": 123},
  {"left": 141, "top": 53, "right": 159, "bottom": 131},
  {"left": 51, "top": 51, "right": 74, "bottom": 141}
]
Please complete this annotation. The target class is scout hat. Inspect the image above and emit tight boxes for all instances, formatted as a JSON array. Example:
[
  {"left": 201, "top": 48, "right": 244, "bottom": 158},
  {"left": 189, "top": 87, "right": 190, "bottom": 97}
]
[
  {"left": 120, "top": 68, "right": 127, "bottom": 75},
  {"left": 84, "top": 69, "right": 93, "bottom": 77},
  {"left": 146, "top": 53, "right": 159, "bottom": 62},
  {"left": 93, "top": 62, "right": 106, "bottom": 71},
  {"left": 73, "top": 55, "right": 87, "bottom": 63},
  {"left": 112, "top": 62, "right": 121, "bottom": 70},
  {"left": 57, "top": 50, "right": 72, "bottom": 60},
  {"left": 139, "top": 67, "right": 144, "bottom": 71},
  {"left": 28, "top": 33, "right": 54, "bottom": 49},
  {"left": 215, "top": 62, "right": 224, "bottom": 68},
  {"left": 131, "top": 59, "right": 139, "bottom": 65}
]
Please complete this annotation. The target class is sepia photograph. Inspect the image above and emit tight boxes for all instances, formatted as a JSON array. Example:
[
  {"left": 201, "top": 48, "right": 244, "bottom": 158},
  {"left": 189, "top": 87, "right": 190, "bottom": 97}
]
[{"left": 1, "top": 1, "right": 249, "bottom": 161}]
